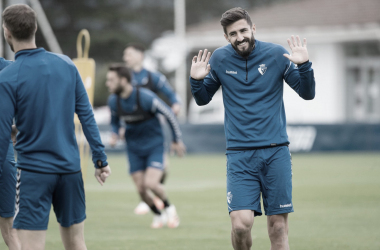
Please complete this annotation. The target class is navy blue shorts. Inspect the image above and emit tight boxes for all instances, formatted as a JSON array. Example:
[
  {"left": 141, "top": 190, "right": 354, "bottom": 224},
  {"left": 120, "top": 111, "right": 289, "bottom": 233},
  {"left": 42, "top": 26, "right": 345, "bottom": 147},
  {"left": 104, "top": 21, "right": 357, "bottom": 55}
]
[
  {"left": 127, "top": 146, "right": 164, "bottom": 174},
  {"left": 226, "top": 146, "right": 293, "bottom": 216},
  {"left": 13, "top": 169, "right": 86, "bottom": 230},
  {"left": 0, "top": 142, "right": 17, "bottom": 218}
]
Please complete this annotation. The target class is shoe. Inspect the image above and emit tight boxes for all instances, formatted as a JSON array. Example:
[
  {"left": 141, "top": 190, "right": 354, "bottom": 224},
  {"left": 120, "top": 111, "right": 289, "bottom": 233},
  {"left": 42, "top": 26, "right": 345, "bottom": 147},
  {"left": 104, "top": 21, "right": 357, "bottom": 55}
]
[
  {"left": 153, "top": 196, "right": 165, "bottom": 210},
  {"left": 134, "top": 202, "right": 150, "bottom": 215},
  {"left": 151, "top": 213, "right": 167, "bottom": 229},
  {"left": 165, "top": 205, "right": 180, "bottom": 228}
]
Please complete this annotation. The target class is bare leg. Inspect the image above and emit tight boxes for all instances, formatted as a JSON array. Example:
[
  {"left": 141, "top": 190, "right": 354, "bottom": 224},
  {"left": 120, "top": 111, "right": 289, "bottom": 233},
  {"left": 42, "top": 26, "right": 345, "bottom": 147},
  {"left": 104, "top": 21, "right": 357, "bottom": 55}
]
[
  {"left": 230, "top": 210, "right": 254, "bottom": 250},
  {"left": 0, "top": 216, "right": 20, "bottom": 250},
  {"left": 267, "top": 214, "right": 289, "bottom": 250},
  {"left": 17, "top": 229, "right": 46, "bottom": 250},
  {"left": 131, "top": 171, "right": 154, "bottom": 207},
  {"left": 59, "top": 222, "right": 87, "bottom": 250},
  {"left": 144, "top": 168, "right": 167, "bottom": 201}
]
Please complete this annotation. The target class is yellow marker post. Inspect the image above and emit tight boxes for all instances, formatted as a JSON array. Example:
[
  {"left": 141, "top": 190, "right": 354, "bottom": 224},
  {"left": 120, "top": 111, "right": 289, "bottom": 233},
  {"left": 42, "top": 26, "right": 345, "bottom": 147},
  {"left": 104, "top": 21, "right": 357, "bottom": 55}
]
[{"left": 73, "top": 29, "right": 96, "bottom": 183}]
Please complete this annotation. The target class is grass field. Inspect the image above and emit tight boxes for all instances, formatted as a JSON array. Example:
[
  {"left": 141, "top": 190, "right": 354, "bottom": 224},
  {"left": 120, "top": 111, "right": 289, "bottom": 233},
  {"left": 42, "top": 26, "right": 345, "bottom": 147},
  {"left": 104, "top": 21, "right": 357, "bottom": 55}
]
[{"left": 1, "top": 152, "right": 380, "bottom": 249}]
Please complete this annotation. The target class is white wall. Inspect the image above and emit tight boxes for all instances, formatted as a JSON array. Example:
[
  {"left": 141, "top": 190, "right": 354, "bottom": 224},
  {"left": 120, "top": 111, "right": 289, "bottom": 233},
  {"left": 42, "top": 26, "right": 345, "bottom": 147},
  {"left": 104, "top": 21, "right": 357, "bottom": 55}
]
[{"left": 284, "top": 43, "right": 346, "bottom": 124}]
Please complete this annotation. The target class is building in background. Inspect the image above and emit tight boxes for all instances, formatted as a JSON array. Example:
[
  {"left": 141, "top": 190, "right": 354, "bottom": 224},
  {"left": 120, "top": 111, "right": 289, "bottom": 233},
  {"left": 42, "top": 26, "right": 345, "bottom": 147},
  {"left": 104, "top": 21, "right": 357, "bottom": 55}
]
[{"left": 152, "top": 0, "right": 380, "bottom": 124}]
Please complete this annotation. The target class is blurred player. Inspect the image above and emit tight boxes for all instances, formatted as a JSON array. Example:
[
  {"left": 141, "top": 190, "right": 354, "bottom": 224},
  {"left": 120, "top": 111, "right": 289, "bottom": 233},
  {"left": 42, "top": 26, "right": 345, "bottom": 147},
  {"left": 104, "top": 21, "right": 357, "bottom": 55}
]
[
  {"left": 106, "top": 65, "right": 185, "bottom": 228},
  {"left": 190, "top": 7, "right": 315, "bottom": 250},
  {"left": 0, "top": 4, "right": 110, "bottom": 250},
  {"left": 0, "top": 58, "right": 20, "bottom": 250},
  {"left": 123, "top": 43, "right": 181, "bottom": 214}
]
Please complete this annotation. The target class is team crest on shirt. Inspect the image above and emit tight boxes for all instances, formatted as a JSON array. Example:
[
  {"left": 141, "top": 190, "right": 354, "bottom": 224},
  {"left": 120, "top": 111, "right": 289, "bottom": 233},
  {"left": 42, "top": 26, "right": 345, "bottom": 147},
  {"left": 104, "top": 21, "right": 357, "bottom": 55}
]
[
  {"left": 227, "top": 192, "right": 233, "bottom": 204},
  {"left": 258, "top": 64, "right": 267, "bottom": 75}
]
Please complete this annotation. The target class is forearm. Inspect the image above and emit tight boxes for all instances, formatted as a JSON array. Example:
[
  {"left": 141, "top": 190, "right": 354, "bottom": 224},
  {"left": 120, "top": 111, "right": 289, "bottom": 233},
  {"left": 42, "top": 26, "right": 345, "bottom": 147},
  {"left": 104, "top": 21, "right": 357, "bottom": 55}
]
[
  {"left": 298, "top": 62, "right": 315, "bottom": 100},
  {"left": 189, "top": 77, "right": 212, "bottom": 106}
]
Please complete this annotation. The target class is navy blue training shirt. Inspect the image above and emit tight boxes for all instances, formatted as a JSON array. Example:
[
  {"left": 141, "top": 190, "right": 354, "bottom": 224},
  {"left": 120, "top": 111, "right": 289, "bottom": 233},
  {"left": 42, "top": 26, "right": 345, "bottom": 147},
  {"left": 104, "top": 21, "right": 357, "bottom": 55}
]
[
  {"left": 108, "top": 87, "right": 182, "bottom": 153},
  {"left": 0, "top": 48, "right": 107, "bottom": 173},
  {"left": 132, "top": 68, "right": 180, "bottom": 105},
  {"left": 190, "top": 40, "right": 315, "bottom": 150}
]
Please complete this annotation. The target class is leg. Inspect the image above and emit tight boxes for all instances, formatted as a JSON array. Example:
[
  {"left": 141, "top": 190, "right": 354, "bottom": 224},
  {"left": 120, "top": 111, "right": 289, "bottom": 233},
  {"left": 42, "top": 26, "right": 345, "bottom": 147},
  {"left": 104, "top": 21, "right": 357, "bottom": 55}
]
[
  {"left": 131, "top": 171, "right": 154, "bottom": 207},
  {"left": 230, "top": 210, "right": 255, "bottom": 250},
  {"left": 17, "top": 230, "right": 46, "bottom": 250},
  {"left": 0, "top": 217, "right": 21, "bottom": 250},
  {"left": 144, "top": 168, "right": 166, "bottom": 201},
  {"left": 60, "top": 222, "right": 87, "bottom": 250},
  {"left": 267, "top": 214, "right": 289, "bottom": 250}
]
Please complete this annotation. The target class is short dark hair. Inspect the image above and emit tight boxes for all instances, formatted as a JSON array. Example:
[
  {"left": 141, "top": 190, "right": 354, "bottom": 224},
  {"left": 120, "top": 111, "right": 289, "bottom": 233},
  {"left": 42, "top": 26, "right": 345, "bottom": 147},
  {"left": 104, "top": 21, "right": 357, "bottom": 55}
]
[
  {"left": 2, "top": 4, "right": 37, "bottom": 41},
  {"left": 220, "top": 7, "right": 252, "bottom": 35},
  {"left": 125, "top": 43, "right": 146, "bottom": 53},
  {"left": 108, "top": 64, "right": 132, "bottom": 83}
]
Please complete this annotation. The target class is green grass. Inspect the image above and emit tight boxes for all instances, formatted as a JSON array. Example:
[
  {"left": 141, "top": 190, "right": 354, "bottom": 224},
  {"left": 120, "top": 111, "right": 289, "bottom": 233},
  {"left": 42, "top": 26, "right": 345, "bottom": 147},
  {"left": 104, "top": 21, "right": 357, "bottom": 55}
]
[{"left": 1, "top": 152, "right": 380, "bottom": 249}]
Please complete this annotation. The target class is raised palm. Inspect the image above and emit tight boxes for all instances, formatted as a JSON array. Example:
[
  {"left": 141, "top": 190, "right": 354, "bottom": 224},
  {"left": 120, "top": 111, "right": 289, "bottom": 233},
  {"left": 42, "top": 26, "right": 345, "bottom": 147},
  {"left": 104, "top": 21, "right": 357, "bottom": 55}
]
[
  {"left": 190, "top": 49, "right": 211, "bottom": 80},
  {"left": 283, "top": 35, "right": 309, "bottom": 64}
]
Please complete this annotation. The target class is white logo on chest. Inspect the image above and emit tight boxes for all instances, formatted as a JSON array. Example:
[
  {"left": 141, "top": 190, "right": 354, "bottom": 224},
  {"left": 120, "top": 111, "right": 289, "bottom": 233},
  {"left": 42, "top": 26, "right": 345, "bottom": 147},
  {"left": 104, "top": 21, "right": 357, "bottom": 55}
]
[
  {"left": 258, "top": 64, "right": 267, "bottom": 75},
  {"left": 226, "top": 70, "right": 237, "bottom": 74}
]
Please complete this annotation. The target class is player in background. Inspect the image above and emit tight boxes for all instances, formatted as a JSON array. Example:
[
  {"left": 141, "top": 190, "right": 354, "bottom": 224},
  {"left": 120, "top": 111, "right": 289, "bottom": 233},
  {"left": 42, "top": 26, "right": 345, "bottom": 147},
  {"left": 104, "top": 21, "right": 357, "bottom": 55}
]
[
  {"left": 190, "top": 7, "right": 315, "bottom": 250},
  {"left": 0, "top": 58, "right": 20, "bottom": 250},
  {"left": 106, "top": 65, "right": 185, "bottom": 228},
  {"left": 122, "top": 43, "right": 181, "bottom": 214},
  {"left": 0, "top": 4, "right": 111, "bottom": 250}
]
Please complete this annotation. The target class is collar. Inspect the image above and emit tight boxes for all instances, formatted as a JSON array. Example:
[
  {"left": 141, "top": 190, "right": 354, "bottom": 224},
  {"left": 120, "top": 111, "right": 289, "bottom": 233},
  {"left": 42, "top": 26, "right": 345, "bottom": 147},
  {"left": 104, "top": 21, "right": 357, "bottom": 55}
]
[{"left": 15, "top": 48, "right": 45, "bottom": 60}]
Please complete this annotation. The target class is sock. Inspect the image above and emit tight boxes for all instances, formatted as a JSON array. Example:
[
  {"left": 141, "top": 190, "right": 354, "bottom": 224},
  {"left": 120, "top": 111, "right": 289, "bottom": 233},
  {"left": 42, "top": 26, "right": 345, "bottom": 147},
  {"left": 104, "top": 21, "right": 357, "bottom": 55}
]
[
  {"left": 150, "top": 204, "right": 161, "bottom": 215},
  {"left": 163, "top": 199, "right": 170, "bottom": 208}
]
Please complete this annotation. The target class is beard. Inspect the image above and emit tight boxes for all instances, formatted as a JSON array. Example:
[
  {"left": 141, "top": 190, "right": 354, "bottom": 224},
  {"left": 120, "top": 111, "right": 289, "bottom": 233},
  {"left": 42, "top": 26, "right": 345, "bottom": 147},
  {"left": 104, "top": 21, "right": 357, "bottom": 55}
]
[
  {"left": 231, "top": 32, "right": 255, "bottom": 58},
  {"left": 114, "top": 85, "right": 124, "bottom": 95}
]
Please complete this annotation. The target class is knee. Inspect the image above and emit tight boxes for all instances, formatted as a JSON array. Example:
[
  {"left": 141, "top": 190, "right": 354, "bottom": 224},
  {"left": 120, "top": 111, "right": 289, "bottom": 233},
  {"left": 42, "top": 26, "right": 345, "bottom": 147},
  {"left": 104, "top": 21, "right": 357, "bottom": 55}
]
[
  {"left": 268, "top": 220, "right": 287, "bottom": 240},
  {"left": 144, "top": 179, "right": 158, "bottom": 191},
  {"left": 232, "top": 224, "right": 251, "bottom": 239}
]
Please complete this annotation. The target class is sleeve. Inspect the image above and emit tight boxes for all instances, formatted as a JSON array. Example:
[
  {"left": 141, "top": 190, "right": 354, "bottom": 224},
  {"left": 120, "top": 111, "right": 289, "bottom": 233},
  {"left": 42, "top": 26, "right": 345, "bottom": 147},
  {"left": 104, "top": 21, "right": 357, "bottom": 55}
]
[
  {"left": 74, "top": 69, "right": 108, "bottom": 168},
  {"left": 141, "top": 91, "right": 182, "bottom": 142},
  {"left": 189, "top": 52, "right": 222, "bottom": 106},
  {"left": 278, "top": 47, "right": 315, "bottom": 100},
  {"left": 0, "top": 82, "right": 16, "bottom": 169},
  {"left": 107, "top": 95, "right": 121, "bottom": 135},
  {"left": 151, "top": 72, "right": 181, "bottom": 105}
]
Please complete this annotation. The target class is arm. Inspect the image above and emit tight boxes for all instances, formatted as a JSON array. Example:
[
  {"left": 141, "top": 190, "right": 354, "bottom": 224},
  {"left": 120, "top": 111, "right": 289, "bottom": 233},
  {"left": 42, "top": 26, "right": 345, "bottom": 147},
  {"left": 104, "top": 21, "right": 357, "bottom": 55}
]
[
  {"left": 143, "top": 91, "right": 186, "bottom": 156},
  {"left": 74, "top": 69, "right": 108, "bottom": 168},
  {"left": 151, "top": 72, "right": 180, "bottom": 105},
  {"left": 0, "top": 82, "right": 16, "bottom": 168},
  {"left": 282, "top": 36, "right": 315, "bottom": 100},
  {"left": 190, "top": 49, "right": 221, "bottom": 106}
]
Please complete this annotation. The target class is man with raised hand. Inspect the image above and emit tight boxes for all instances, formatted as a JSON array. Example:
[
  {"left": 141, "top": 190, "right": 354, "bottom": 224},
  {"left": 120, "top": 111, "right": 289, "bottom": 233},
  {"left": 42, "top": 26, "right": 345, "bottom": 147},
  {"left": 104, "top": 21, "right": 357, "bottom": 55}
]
[
  {"left": 190, "top": 7, "right": 315, "bottom": 250},
  {"left": 0, "top": 4, "right": 110, "bottom": 250}
]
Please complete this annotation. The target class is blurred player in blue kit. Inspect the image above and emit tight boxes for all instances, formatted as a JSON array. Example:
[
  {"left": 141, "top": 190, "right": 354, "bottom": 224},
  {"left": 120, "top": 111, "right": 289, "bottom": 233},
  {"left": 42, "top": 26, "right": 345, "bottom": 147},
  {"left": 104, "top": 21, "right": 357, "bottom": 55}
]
[
  {"left": 190, "top": 7, "right": 315, "bottom": 250},
  {"left": 106, "top": 65, "right": 186, "bottom": 228},
  {"left": 0, "top": 4, "right": 110, "bottom": 250},
  {"left": 0, "top": 58, "right": 20, "bottom": 250},
  {"left": 123, "top": 44, "right": 182, "bottom": 214}
]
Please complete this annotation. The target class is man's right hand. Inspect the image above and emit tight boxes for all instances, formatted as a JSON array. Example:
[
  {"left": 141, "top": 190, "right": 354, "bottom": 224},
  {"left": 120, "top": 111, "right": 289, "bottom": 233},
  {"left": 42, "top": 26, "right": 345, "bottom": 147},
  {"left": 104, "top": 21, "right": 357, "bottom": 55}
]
[
  {"left": 190, "top": 49, "right": 212, "bottom": 80},
  {"left": 109, "top": 133, "right": 118, "bottom": 147},
  {"left": 95, "top": 165, "right": 111, "bottom": 186}
]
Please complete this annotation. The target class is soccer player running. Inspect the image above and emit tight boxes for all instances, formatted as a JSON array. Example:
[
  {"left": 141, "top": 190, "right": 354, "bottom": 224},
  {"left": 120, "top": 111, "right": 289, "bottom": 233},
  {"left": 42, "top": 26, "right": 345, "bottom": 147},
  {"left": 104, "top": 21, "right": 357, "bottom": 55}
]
[
  {"left": 0, "top": 4, "right": 111, "bottom": 250},
  {"left": 190, "top": 7, "right": 315, "bottom": 250},
  {"left": 122, "top": 43, "right": 181, "bottom": 214},
  {"left": 106, "top": 65, "right": 185, "bottom": 228},
  {"left": 0, "top": 59, "right": 20, "bottom": 250}
]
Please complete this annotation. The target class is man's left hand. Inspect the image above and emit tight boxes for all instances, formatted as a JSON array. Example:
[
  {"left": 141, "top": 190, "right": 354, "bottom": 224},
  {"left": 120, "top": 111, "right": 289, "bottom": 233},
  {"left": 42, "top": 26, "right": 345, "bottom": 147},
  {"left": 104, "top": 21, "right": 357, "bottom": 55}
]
[
  {"left": 170, "top": 141, "right": 186, "bottom": 158},
  {"left": 283, "top": 35, "right": 309, "bottom": 64},
  {"left": 171, "top": 103, "right": 181, "bottom": 116}
]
